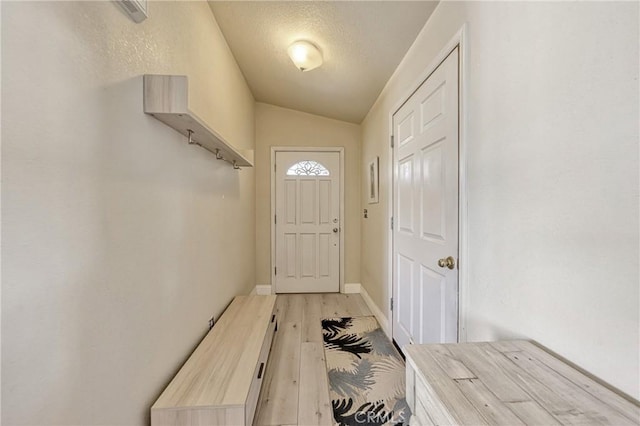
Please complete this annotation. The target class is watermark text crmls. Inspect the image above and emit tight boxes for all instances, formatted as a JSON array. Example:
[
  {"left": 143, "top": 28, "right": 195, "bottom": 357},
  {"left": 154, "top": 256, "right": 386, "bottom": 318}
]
[{"left": 354, "top": 411, "right": 407, "bottom": 424}]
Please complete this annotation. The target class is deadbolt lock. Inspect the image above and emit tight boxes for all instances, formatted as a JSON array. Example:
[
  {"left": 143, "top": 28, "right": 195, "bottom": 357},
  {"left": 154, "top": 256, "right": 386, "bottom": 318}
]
[{"left": 437, "top": 256, "right": 456, "bottom": 270}]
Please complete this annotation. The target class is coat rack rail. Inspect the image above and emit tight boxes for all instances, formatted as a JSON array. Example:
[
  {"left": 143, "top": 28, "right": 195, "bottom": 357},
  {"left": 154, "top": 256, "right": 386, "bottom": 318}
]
[
  {"left": 186, "top": 130, "right": 241, "bottom": 169},
  {"left": 143, "top": 74, "right": 254, "bottom": 168}
]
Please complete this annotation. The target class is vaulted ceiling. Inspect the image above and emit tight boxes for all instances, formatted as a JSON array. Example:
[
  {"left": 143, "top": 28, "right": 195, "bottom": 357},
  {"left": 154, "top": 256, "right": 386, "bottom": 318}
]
[{"left": 208, "top": 1, "right": 439, "bottom": 123}]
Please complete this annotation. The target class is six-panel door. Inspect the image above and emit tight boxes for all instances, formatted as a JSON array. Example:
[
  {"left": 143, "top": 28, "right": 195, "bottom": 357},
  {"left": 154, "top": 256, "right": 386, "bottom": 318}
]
[{"left": 392, "top": 47, "right": 460, "bottom": 347}]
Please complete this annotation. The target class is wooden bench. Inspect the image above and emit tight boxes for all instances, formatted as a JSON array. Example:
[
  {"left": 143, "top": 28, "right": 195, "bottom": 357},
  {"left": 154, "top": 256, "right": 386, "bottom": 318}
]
[
  {"left": 405, "top": 340, "right": 640, "bottom": 425},
  {"left": 151, "top": 295, "right": 277, "bottom": 426}
]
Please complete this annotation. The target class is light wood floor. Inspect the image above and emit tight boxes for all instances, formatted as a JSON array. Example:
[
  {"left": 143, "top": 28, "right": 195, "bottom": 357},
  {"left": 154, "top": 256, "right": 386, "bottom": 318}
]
[{"left": 254, "top": 293, "right": 373, "bottom": 426}]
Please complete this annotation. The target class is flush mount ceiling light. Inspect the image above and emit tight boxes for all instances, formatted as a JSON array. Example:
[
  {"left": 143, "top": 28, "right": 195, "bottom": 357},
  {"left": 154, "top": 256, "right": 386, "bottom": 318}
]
[{"left": 287, "top": 40, "right": 323, "bottom": 72}]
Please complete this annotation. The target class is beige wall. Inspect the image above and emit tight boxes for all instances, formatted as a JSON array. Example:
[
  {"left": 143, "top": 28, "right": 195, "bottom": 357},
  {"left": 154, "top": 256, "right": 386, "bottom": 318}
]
[
  {"left": 362, "top": 1, "right": 639, "bottom": 398},
  {"left": 2, "top": 2, "right": 255, "bottom": 425},
  {"left": 255, "top": 103, "right": 361, "bottom": 287}
]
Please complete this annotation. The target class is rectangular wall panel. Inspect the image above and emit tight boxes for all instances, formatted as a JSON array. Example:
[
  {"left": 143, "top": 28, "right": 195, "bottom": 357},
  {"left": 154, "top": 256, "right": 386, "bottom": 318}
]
[
  {"left": 285, "top": 180, "right": 297, "bottom": 224},
  {"left": 300, "top": 234, "right": 316, "bottom": 278},
  {"left": 300, "top": 180, "right": 316, "bottom": 224},
  {"left": 318, "top": 180, "right": 331, "bottom": 225},
  {"left": 318, "top": 234, "right": 330, "bottom": 277},
  {"left": 398, "top": 156, "right": 414, "bottom": 234},
  {"left": 421, "top": 140, "right": 446, "bottom": 241},
  {"left": 419, "top": 265, "right": 445, "bottom": 343},
  {"left": 397, "top": 254, "right": 414, "bottom": 339},
  {"left": 285, "top": 234, "right": 297, "bottom": 278},
  {"left": 420, "top": 82, "right": 445, "bottom": 130},
  {"left": 398, "top": 112, "right": 415, "bottom": 146}
]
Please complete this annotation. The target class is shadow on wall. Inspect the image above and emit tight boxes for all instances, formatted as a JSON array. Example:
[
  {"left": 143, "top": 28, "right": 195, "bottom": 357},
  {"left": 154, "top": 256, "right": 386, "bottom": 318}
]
[
  {"left": 464, "top": 315, "right": 527, "bottom": 343},
  {"left": 2, "top": 73, "right": 247, "bottom": 425},
  {"left": 95, "top": 75, "right": 246, "bottom": 422}
]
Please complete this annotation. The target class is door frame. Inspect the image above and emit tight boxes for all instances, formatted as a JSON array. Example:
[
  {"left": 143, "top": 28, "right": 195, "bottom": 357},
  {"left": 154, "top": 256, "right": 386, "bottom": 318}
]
[
  {"left": 388, "top": 24, "right": 469, "bottom": 342},
  {"left": 270, "top": 146, "right": 346, "bottom": 294}
]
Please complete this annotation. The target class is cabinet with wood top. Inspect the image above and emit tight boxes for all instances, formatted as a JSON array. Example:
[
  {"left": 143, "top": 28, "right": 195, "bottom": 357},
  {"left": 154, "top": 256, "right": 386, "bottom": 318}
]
[
  {"left": 405, "top": 340, "right": 639, "bottom": 425},
  {"left": 151, "top": 295, "right": 277, "bottom": 426}
]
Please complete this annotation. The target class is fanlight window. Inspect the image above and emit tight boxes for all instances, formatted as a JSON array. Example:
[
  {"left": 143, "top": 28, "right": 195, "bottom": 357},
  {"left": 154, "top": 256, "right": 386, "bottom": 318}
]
[{"left": 286, "top": 161, "right": 330, "bottom": 176}]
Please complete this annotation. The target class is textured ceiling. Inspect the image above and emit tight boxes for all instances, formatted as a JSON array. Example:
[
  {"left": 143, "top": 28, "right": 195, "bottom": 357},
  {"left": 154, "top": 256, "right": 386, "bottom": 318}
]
[{"left": 208, "top": 1, "right": 438, "bottom": 123}]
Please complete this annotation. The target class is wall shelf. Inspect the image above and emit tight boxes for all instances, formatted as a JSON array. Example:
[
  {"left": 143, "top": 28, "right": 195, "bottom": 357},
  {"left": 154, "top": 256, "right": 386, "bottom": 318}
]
[{"left": 143, "top": 74, "right": 253, "bottom": 168}]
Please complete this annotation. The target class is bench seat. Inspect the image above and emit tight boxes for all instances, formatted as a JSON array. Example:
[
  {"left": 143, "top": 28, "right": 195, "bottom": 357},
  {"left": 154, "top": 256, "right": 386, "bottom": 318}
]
[{"left": 151, "top": 295, "right": 277, "bottom": 426}]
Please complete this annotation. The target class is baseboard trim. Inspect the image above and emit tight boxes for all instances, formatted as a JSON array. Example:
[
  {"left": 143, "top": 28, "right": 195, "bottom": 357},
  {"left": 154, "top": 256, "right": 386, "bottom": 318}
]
[
  {"left": 254, "top": 285, "right": 272, "bottom": 295},
  {"left": 343, "top": 283, "right": 361, "bottom": 294},
  {"left": 359, "top": 284, "right": 391, "bottom": 338},
  {"left": 250, "top": 283, "right": 390, "bottom": 337},
  {"left": 254, "top": 284, "right": 359, "bottom": 295}
]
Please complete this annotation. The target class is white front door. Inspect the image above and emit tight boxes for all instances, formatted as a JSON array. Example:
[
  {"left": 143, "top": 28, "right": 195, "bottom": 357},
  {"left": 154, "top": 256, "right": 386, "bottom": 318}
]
[
  {"left": 392, "top": 47, "right": 460, "bottom": 348},
  {"left": 274, "top": 151, "right": 341, "bottom": 293}
]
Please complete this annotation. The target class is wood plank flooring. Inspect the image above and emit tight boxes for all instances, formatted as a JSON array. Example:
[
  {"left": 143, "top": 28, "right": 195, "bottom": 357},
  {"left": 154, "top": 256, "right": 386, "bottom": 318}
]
[{"left": 254, "top": 294, "right": 373, "bottom": 426}]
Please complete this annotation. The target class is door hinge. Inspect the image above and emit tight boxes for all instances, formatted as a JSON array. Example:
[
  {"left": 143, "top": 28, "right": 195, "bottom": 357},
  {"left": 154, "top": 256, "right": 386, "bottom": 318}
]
[
  {"left": 390, "top": 135, "right": 394, "bottom": 148},
  {"left": 274, "top": 163, "right": 276, "bottom": 172},
  {"left": 391, "top": 216, "right": 394, "bottom": 230},
  {"left": 274, "top": 266, "right": 277, "bottom": 276},
  {"left": 274, "top": 215, "right": 277, "bottom": 224},
  {"left": 390, "top": 297, "right": 394, "bottom": 311}
]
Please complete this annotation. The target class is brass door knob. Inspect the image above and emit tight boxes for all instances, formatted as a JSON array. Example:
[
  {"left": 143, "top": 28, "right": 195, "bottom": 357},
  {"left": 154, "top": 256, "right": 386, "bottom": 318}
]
[
  {"left": 438, "top": 256, "right": 456, "bottom": 270},
  {"left": 333, "top": 228, "right": 339, "bottom": 233}
]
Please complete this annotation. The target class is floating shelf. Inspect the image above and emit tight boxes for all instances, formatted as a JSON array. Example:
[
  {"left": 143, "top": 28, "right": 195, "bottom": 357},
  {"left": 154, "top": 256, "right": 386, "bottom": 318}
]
[{"left": 143, "top": 74, "right": 254, "bottom": 168}]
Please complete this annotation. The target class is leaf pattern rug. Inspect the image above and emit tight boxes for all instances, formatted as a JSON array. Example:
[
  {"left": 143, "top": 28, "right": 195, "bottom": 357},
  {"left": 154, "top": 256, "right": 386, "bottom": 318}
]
[{"left": 322, "top": 316, "right": 410, "bottom": 426}]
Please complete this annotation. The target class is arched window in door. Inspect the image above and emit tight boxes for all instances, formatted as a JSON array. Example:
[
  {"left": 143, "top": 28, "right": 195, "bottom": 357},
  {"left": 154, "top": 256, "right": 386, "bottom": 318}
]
[{"left": 286, "top": 160, "right": 330, "bottom": 176}]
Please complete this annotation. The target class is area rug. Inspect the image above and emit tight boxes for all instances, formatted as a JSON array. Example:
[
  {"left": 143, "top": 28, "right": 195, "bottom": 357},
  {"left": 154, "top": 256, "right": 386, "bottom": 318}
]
[{"left": 321, "top": 316, "right": 410, "bottom": 426}]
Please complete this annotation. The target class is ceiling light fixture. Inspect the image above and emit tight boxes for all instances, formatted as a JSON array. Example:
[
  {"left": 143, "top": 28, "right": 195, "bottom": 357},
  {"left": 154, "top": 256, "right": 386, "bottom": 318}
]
[{"left": 287, "top": 40, "right": 323, "bottom": 72}]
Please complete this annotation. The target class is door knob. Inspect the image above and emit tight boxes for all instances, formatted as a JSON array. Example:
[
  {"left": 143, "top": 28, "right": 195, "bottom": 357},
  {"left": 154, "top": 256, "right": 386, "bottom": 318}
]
[
  {"left": 333, "top": 228, "right": 339, "bottom": 233},
  {"left": 437, "top": 256, "right": 456, "bottom": 270}
]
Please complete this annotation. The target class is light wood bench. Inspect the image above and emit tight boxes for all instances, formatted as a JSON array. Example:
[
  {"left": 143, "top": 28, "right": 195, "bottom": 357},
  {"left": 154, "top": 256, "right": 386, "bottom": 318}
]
[
  {"left": 405, "top": 340, "right": 640, "bottom": 425},
  {"left": 151, "top": 295, "right": 277, "bottom": 426}
]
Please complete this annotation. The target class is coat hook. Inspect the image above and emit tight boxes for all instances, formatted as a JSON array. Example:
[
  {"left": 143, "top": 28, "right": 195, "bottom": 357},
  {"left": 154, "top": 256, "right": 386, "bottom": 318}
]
[
  {"left": 187, "top": 129, "right": 196, "bottom": 145},
  {"left": 215, "top": 149, "right": 224, "bottom": 160},
  {"left": 233, "top": 161, "right": 240, "bottom": 170}
]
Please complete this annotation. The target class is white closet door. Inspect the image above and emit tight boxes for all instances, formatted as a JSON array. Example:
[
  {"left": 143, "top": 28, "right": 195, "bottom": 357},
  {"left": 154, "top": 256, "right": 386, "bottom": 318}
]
[{"left": 393, "top": 47, "right": 460, "bottom": 348}]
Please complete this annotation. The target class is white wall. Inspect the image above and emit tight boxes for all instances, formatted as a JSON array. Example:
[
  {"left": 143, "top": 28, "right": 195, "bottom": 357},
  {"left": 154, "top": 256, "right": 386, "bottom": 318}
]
[
  {"left": 255, "top": 103, "right": 361, "bottom": 287},
  {"left": 2, "top": 2, "right": 255, "bottom": 424},
  {"left": 362, "top": 1, "right": 639, "bottom": 398}
]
